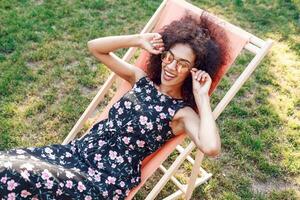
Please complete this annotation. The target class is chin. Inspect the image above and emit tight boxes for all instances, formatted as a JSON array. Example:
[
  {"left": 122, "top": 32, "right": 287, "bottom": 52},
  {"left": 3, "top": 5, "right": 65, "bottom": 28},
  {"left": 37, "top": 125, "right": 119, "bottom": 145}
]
[{"left": 161, "top": 69, "right": 177, "bottom": 84}]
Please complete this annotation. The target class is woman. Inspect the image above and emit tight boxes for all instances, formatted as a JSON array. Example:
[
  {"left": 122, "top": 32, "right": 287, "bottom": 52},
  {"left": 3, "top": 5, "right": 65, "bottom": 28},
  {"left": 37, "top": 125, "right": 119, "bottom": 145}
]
[{"left": 0, "top": 15, "right": 222, "bottom": 200}]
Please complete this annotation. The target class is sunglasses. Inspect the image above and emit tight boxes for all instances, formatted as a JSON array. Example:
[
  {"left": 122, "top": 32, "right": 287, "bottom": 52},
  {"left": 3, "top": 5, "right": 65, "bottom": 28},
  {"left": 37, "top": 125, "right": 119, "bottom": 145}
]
[{"left": 161, "top": 50, "right": 192, "bottom": 73}]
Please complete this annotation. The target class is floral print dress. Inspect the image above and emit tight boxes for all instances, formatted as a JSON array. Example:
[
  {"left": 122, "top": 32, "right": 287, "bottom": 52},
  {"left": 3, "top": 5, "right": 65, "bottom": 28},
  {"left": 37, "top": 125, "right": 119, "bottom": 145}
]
[{"left": 0, "top": 76, "right": 189, "bottom": 200}]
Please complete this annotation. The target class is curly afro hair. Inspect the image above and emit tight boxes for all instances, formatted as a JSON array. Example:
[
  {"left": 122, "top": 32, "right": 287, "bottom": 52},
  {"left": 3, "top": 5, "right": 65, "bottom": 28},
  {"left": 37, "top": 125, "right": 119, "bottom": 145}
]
[{"left": 146, "top": 12, "right": 229, "bottom": 112}]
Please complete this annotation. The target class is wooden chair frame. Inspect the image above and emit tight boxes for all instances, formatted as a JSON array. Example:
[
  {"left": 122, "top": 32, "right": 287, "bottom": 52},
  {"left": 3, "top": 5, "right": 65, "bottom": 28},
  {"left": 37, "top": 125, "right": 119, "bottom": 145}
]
[{"left": 62, "top": 0, "right": 273, "bottom": 199}]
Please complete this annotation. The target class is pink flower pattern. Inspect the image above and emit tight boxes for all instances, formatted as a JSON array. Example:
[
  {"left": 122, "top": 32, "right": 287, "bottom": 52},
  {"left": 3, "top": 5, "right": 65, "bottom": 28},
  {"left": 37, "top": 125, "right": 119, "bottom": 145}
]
[
  {"left": 7, "top": 192, "right": 16, "bottom": 200},
  {"left": 124, "top": 101, "right": 132, "bottom": 109},
  {"left": 65, "top": 180, "right": 73, "bottom": 189},
  {"left": 7, "top": 180, "right": 18, "bottom": 191},
  {"left": 126, "top": 126, "right": 133, "bottom": 133},
  {"left": 1, "top": 176, "right": 7, "bottom": 184},
  {"left": 36, "top": 182, "right": 41, "bottom": 188},
  {"left": 94, "top": 154, "right": 102, "bottom": 161},
  {"left": 85, "top": 196, "right": 92, "bottom": 200},
  {"left": 20, "top": 170, "right": 30, "bottom": 181},
  {"left": 77, "top": 181, "right": 86, "bottom": 192},
  {"left": 21, "top": 190, "right": 31, "bottom": 198},
  {"left": 0, "top": 76, "right": 187, "bottom": 199},
  {"left": 98, "top": 140, "right": 106, "bottom": 147},
  {"left": 45, "top": 180, "right": 53, "bottom": 189},
  {"left": 41, "top": 169, "right": 52, "bottom": 180},
  {"left": 105, "top": 176, "right": 116, "bottom": 185},
  {"left": 139, "top": 116, "right": 148, "bottom": 125},
  {"left": 122, "top": 136, "right": 130, "bottom": 144},
  {"left": 136, "top": 140, "right": 145, "bottom": 148},
  {"left": 109, "top": 150, "right": 118, "bottom": 160}
]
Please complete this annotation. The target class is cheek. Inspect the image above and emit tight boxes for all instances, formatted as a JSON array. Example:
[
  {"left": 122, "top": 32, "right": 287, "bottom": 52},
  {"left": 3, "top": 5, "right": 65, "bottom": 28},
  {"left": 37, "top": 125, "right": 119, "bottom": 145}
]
[
  {"left": 181, "top": 72, "right": 191, "bottom": 80},
  {"left": 161, "top": 64, "right": 167, "bottom": 72}
]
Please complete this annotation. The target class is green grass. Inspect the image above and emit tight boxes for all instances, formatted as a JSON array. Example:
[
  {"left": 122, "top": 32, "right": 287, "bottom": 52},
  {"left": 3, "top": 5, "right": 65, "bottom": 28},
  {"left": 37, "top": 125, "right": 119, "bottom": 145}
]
[{"left": 0, "top": 0, "right": 299, "bottom": 199}]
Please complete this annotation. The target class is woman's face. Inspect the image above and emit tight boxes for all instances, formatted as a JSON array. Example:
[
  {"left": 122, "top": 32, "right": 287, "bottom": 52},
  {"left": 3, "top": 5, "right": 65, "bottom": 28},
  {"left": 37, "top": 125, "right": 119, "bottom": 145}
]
[{"left": 160, "top": 43, "right": 196, "bottom": 86}]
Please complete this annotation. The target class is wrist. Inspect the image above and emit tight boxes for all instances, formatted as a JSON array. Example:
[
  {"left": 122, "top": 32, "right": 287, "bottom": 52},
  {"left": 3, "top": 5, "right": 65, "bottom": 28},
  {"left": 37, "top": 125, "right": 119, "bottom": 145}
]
[
  {"left": 135, "top": 34, "right": 143, "bottom": 48},
  {"left": 193, "top": 91, "right": 209, "bottom": 98},
  {"left": 194, "top": 93, "right": 210, "bottom": 103},
  {"left": 194, "top": 94, "right": 212, "bottom": 114}
]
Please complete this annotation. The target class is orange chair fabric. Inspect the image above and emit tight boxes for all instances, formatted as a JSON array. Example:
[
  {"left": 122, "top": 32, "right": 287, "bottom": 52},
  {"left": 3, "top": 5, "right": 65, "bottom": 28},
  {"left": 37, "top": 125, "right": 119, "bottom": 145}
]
[{"left": 93, "top": 0, "right": 250, "bottom": 199}]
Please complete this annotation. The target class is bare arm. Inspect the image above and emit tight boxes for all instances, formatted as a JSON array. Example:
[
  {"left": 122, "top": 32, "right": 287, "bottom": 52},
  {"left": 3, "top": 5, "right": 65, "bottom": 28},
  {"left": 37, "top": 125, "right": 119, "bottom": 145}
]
[
  {"left": 87, "top": 33, "right": 164, "bottom": 86},
  {"left": 87, "top": 34, "right": 144, "bottom": 85},
  {"left": 179, "top": 95, "right": 221, "bottom": 157},
  {"left": 179, "top": 68, "right": 221, "bottom": 157},
  {"left": 88, "top": 34, "right": 142, "bottom": 54},
  {"left": 195, "top": 94, "right": 220, "bottom": 157}
]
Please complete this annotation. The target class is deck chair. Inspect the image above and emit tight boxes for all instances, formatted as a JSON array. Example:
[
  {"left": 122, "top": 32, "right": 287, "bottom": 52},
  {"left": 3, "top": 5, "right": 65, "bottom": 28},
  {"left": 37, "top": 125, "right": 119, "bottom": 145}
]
[{"left": 62, "top": 0, "right": 273, "bottom": 199}]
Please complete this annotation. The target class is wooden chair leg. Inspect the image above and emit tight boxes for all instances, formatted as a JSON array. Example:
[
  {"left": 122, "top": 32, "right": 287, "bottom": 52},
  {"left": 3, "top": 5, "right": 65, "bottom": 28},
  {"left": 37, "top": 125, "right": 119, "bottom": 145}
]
[
  {"left": 185, "top": 149, "right": 205, "bottom": 200},
  {"left": 145, "top": 143, "right": 195, "bottom": 200}
]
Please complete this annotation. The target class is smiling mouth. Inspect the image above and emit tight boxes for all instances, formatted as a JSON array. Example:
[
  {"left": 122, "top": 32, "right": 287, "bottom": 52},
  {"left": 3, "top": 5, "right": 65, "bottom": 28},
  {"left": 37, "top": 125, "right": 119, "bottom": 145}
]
[{"left": 164, "top": 70, "right": 176, "bottom": 78}]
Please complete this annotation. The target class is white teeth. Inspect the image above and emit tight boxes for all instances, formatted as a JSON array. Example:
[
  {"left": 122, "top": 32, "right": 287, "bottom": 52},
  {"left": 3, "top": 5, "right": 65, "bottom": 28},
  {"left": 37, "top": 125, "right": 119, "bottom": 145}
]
[{"left": 165, "top": 71, "right": 175, "bottom": 77}]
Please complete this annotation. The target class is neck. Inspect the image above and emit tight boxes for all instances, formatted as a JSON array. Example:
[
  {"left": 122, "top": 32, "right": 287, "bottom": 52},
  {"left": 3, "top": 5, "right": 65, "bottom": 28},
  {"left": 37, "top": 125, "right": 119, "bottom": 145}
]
[{"left": 158, "top": 83, "right": 183, "bottom": 99}]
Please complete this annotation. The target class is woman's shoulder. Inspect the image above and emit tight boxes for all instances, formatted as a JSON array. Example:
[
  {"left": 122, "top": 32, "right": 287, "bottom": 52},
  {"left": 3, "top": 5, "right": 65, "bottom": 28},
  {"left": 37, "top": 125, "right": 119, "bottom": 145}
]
[
  {"left": 135, "top": 73, "right": 148, "bottom": 82},
  {"left": 172, "top": 105, "right": 195, "bottom": 121},
  {"left": 130, "top": 71, "right": 148, "bottom": 87},
  {"left": 171, "top": 105, "right": 196, "bottom": 135}
]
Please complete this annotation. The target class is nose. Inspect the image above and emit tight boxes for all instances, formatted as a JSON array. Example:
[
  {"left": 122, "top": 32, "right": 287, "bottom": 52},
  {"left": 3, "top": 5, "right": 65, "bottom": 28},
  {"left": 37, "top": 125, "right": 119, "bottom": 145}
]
[{"left": 166, "top": 60, "right": 177, "bottom": 71}]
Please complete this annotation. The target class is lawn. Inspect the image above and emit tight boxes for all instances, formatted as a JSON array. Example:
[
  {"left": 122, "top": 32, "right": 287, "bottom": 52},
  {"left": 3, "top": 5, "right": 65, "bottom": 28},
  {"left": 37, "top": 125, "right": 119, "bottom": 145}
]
[{"left": 0, "top": 0, "right": 299, "bottom": 199}]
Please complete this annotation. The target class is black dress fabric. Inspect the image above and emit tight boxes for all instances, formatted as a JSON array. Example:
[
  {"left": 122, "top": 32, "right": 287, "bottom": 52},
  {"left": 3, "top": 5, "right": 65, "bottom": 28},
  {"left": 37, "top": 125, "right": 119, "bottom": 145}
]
[{"left": 0, "top": 75, "right": 189, "bottom": 200}]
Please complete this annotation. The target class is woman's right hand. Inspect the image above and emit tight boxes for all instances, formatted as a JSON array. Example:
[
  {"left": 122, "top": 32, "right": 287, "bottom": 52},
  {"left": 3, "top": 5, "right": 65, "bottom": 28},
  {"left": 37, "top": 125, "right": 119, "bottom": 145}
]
[{"left": 139, "top": 33, "right": 165, "bottom": 55}]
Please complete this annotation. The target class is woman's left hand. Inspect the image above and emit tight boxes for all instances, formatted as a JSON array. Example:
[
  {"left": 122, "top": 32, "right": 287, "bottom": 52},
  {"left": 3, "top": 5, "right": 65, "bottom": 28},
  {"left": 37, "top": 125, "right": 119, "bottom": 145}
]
[{"left": 190, "top": 68, "right": 212, "bottom": 96}]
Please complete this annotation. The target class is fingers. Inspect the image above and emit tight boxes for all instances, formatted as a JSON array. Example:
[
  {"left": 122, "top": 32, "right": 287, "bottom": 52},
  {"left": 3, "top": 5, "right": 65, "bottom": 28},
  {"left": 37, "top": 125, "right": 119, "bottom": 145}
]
[
  {"left": 150, "top": 43, "right": 164, "bottom": 53},
  {"left": 149, "top": 43, "right": 164, "bottom": 54},
  {"left": 196, "top": 71, "right": 206, "bottom": 81},
  {"left": 152, "top": 33, "right": 162, "bottom": 39},
  {"left": 150, "top": 34, "right": 162, "bottom": 44},
  {"left": 200, "top": 73, "right": 209, "bottom": 82},
  {"left": 151, "top": 42, "right": 164, "bottom": 48},
  {"left": 150, "top": 33, "right": 164, "bottom": 52},
  {"left": 190, "top": 68, "right": 197, "bottom": 77},
  {"left": 190, "top": 68, "right": 210, "bottom": 82},
  {"left": 150, "top": 48, "right": 162, "bottom": 55}
]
